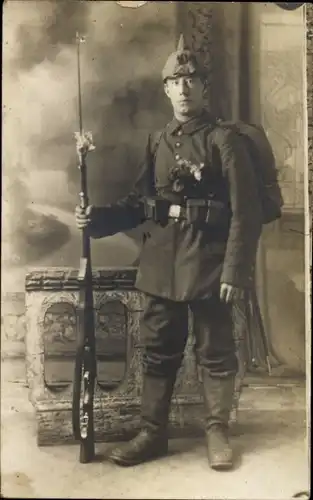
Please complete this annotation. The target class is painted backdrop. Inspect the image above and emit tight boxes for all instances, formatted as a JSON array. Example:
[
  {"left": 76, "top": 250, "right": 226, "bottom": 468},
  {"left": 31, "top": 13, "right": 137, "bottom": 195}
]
[
  {"left": 3, "top": 0, "right": 176, "bottom": 293},
  {"left": 2, "top": 0, "right": 176, "bottom": 358}
]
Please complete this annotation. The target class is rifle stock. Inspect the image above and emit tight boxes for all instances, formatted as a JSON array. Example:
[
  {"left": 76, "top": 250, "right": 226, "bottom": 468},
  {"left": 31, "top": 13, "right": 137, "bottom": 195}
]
[
  {"left": 244, "top": 270, "right": 281, "bottom": 375},
  {"left": 72, "top": 156, "right": 97, "bottom": 463}
]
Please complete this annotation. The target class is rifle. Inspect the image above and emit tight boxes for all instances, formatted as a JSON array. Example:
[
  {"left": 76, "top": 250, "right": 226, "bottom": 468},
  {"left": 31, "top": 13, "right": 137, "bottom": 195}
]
[
  {"left": 244, "top": 266, "right": 281, "bottom": 376},
  {"left": 72, "top": 32, "right": 97, "bottom": 463},
  {"left": 244, "top": 287, "right": 272, "bottom": 375}
]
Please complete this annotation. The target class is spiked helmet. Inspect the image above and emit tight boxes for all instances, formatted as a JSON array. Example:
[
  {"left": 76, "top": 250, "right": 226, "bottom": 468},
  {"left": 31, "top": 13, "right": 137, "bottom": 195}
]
[{"left": 162, "top": 34, "right": 204, "bottom": 81}]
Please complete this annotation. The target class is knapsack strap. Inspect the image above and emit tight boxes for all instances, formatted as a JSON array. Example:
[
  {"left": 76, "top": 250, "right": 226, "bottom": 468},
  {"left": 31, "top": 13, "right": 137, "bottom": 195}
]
[
  {"left": 149, "top": 128, "right": 165, "bottom": 193},
  {"left": 151, "top": 129, "right": 164, "bottom": 158}
]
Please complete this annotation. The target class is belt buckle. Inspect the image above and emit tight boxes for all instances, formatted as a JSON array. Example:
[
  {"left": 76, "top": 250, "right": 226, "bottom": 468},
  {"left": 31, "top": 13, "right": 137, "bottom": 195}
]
[{"left": 169, "top": 204, "right": 181, "bottom": 221}]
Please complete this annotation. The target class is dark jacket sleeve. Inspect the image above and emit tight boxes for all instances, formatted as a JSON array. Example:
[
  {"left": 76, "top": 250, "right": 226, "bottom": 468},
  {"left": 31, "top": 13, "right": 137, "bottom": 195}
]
[
  {"left": 88, "top": 135, "right": 153, "bottom": 239},
  {"left": 213, "top": 127, "right": 263, "bottom": 288}
]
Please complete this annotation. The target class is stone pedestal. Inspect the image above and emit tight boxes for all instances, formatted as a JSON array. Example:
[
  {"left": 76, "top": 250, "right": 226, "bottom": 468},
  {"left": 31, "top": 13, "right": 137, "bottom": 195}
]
[{"left": 25, "top": 267, "right": 247, "bottom": 446}]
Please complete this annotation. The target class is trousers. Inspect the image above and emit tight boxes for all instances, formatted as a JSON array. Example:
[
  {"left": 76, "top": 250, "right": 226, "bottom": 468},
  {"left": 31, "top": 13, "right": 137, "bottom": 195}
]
[{"left": 140, "top": 289, "right": 238, "bottom": 379}]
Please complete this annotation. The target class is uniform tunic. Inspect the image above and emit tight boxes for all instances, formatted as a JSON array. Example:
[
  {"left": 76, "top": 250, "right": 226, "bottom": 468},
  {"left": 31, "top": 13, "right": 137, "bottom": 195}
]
[{"left": 89, "top": 111, "right": 263, "bottom": 302}]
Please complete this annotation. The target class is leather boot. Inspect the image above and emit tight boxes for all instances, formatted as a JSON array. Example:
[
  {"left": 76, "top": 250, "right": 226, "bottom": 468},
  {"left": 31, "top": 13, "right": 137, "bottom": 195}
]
[
  {"left": 108, "top": 374, "right": 176, "bottom": 466},
  {"left": 201, "top": 369, "right": 235, "bottom": 470}
]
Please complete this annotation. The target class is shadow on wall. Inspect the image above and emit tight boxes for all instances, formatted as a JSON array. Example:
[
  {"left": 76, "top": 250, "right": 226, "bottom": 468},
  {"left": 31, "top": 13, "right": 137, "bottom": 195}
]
[
  {"left": 266, "top": 270, "right": 306, "bottom": 374},
  {"left": 262, "top": 216, "right": 306, "bottom": 375}
]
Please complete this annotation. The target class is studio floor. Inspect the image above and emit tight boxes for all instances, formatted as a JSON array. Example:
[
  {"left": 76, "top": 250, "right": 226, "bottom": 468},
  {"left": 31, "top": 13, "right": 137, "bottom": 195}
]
[{"left": 1, "top": 360, "right": 310, "bottom": 500}]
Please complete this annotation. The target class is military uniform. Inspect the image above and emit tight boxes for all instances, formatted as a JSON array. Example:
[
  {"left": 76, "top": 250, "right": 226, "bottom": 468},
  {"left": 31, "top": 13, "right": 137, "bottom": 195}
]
[{"left": 88, "top": 35, "right": 263, "bottom": 469}]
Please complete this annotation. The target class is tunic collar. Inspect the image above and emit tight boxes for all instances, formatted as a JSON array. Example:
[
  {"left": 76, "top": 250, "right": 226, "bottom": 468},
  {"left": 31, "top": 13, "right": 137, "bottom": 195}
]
[{"left": 167, "top": 110, "right": 216, "bottom": 136}]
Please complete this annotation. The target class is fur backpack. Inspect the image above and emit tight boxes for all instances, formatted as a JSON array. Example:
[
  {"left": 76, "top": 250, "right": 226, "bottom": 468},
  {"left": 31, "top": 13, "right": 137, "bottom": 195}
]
[
  {"left": 150, "top": 119, "right": 284, "bottom": 225},
  {"left": 216, "top": 119, "right": 284, "bottom": 224}
]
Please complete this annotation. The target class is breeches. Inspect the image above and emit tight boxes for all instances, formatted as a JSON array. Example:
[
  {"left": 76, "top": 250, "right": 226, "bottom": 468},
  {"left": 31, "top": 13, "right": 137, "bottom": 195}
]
[{"left": 140, "top": 291, "right": 238, "bottom": 378}]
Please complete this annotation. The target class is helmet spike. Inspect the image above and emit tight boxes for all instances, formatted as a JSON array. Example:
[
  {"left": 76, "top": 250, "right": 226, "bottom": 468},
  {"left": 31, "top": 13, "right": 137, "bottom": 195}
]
[{"left": 177, "top": 33, "right": 188, "bottom": 52}]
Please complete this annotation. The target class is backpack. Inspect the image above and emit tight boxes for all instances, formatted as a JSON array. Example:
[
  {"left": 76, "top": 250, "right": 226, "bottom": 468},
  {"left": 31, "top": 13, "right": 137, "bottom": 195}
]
[
  {"left": 216, "top": 119, "right": 284, "bottom": 224},
  {"left": 150, "top": 120, "right": 284, "bottom": 225}
]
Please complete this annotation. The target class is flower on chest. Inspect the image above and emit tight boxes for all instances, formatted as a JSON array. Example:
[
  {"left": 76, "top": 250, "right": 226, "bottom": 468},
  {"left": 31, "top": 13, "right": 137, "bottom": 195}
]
[{"left": 168, "top": 157, "right": 206, "bottom": 193}]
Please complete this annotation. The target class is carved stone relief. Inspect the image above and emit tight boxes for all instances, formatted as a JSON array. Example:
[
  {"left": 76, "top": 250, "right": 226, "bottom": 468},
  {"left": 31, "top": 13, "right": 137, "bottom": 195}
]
[
  {"left": 43, "top": 301, "right": 77, "bottom": 389},
  {"left": 261, "top": 48, "right": 305, "bottom": 209},
  {"left": 180, "top": 2, "right": 242, "bottom": 120}
]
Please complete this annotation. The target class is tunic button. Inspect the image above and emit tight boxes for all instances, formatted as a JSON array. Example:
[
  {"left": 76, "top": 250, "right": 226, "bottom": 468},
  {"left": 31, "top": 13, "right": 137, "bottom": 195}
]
[
  {"left": 175, "top": 142, "right": 181, "bottom": 148},
  {"left": 175, "top": 153, "right": 180, "bottom": 160},
  {"left": 177, "top": 130, "right": 182, "bottom": 136}
]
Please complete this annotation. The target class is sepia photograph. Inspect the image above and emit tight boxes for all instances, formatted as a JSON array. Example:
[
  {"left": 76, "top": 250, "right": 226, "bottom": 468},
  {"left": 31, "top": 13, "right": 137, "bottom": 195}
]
[{"left": 1, "top": 1, "right": 311, "bottom": 499}]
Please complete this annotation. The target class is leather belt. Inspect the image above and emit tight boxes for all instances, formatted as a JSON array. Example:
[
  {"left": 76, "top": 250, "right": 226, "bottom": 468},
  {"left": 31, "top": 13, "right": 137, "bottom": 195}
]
[
  {"left": 168, "top": 200, "right": 225, "bottom": 222},
  {"left": 144, "top": 198, "right": 226, "bottom": 224}
]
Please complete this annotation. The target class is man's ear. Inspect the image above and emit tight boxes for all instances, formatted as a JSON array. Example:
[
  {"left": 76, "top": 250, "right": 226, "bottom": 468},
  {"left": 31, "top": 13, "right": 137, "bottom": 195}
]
[{"left": 163, "top": 81, "right": 170, "bottom": 98}]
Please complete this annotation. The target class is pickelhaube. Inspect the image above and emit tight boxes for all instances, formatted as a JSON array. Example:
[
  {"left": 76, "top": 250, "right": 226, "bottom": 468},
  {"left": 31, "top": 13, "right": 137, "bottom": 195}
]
[{"left": 162, "top": 34, "right": 203, "bottom": 81}]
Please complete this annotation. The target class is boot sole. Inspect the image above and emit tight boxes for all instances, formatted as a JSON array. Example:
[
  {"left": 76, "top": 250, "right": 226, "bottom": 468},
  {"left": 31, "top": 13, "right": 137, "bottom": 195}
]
[
  {"left": 210, "top": 461, "right": 233, "bottom": 471},
  {"left": 108, "top": 449, "right": 168, "bottom": 467},
  {"left": 211, "top": 464, "right": 233, "bottom": 471}
]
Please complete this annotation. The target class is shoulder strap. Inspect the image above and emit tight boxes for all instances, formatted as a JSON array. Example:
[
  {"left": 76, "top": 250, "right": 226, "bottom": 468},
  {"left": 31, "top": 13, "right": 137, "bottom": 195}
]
[
  {"left": 151, "top": 130, "right": 164, "bottom": 158},
  {"left": 149, "top": 129, "right": 165, "bottom": 193},
  {"left": 214, "top": 118, "right": 241, "bottom": 133}
]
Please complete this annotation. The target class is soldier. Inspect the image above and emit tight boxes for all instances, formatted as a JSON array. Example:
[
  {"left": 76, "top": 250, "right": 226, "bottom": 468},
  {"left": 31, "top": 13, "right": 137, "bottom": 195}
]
[{"left": 75, "top": 35, "right": 263, "bottom": 470}]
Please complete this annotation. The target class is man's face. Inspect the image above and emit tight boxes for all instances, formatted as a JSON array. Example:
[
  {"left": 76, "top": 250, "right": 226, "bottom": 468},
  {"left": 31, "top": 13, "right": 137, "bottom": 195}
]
[{"left": 164, "top": 75, "right": 205, "bottom": 118}]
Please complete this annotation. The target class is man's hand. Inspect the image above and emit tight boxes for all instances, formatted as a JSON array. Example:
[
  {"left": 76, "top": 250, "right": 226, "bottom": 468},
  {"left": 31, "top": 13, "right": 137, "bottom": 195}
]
[
  {"left": 75, "top": 205, "right": 93, "bottom": 230},
  {"left": 220, "top": 283, "right": 244, "bottom": 304}
]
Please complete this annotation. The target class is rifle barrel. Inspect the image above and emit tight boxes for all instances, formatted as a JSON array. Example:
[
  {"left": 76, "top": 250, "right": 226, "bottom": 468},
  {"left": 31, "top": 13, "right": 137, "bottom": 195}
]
[{"left": 77, "top": 35, "right": 83, "bottom": 135}]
